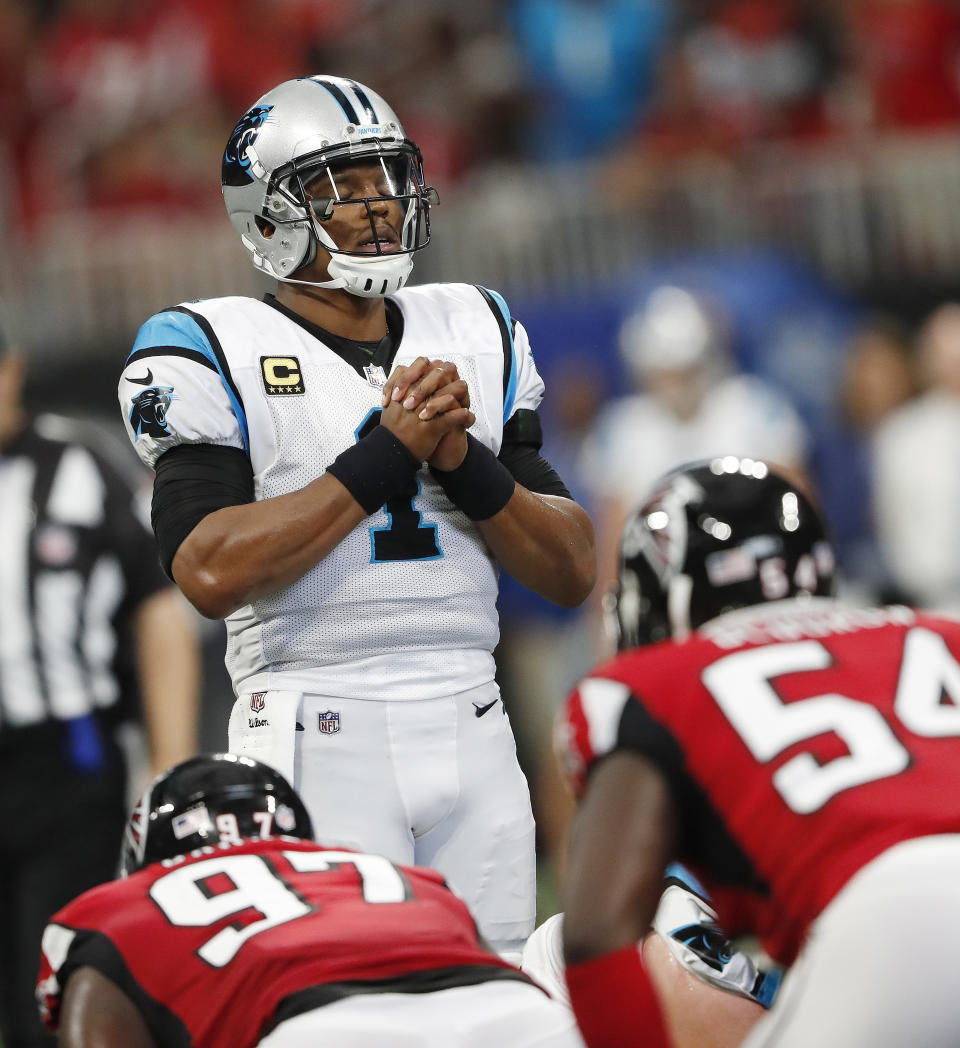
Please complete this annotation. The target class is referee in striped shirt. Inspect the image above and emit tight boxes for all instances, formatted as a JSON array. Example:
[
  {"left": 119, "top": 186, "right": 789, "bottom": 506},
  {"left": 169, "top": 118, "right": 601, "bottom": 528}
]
[{"left": 0, "top": 326, "right": 200, "bottom": 1048}]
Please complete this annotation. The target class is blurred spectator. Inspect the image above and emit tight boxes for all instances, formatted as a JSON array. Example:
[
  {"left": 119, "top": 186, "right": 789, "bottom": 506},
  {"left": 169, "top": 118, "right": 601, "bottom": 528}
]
[
  {"left": 497, "top": 357, "right": 604, "bottom": 884},
  {"left": 337, "top": 3, "right": 525, "bottom": 187},
  {"left": 840, "top": 0, "right": 960, "bottom": 132},
  {"left": 24, "top": 0, "right": 223, "bottom": 225},
  {"left": 510, "top": 0, "right": 673, "bottom": 162},
  {"left": 599, "top": 0, "right": 842, "bottom": 210},
  {"left": 199, "top": 0, "right": 359, "bottom": 114},
  {"left": 17, "top": 0, "right": 337, "bottom": 231},
  {"left": 5, "top": 0, "right": 529, "bottom": 233},
  {"left": 872, "top": 302, "right": 960, "bottom": 613},
  {"left": 843, "top": 316, "right": 916, "bottom": 433},
  {"left": 668, "top": 0, "right": 840, "bottom": 142},
  {"left": 578, "top": 284, "right": 809, "bottom": 653},
  {"left": 813, "top": 313, "right": 916, "bottom": 603},
  {"left": 0, "top": 0, "right": 50, "bottom": 231}
]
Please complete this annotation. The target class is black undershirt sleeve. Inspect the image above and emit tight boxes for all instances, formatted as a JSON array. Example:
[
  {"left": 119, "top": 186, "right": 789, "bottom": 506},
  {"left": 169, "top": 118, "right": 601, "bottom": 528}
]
[
  {"left": 498, "top": 408, "right": 573, "bottom": 499},
  {"left": 151, "top": 444, "right": 254, "bottom": 578}
]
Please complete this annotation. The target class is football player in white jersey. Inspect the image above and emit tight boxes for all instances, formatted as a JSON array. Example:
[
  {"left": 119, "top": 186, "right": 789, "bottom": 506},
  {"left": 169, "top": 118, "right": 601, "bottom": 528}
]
[{"left": 116, "top": 75, "right": 595, "bottom": 961}]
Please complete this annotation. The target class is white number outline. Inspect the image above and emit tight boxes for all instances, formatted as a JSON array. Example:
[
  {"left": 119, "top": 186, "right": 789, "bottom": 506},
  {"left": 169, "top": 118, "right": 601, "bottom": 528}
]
[
  {"left": 702, "top": 627, "right": 960, "bottom": 813},
  {"left": 149, "top": 850, "right": 412, "bottom": 968}
]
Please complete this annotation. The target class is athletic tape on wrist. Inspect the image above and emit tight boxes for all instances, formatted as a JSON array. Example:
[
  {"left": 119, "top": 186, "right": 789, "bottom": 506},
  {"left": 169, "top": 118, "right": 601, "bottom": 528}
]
[
  {"left": 326, "top": 425, "right": 421, "bottom": 515},
  {"left": 430, "top": 433, "right": 515, "bottom": 521}
]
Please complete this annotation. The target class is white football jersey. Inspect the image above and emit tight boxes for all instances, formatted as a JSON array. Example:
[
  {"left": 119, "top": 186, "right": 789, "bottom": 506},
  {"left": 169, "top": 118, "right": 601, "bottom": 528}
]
[{"left": 118, "top": 283, "right": 545, "bottom": 700}]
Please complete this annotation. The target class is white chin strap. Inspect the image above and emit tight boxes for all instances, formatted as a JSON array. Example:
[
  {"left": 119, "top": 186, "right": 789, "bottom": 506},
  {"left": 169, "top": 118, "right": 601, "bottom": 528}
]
[
  {"left": 324, "top": 251, "right": 414, "bottom": 298},
  {"left": 260, "top": 241, "right": 414, "bottom": 299}
]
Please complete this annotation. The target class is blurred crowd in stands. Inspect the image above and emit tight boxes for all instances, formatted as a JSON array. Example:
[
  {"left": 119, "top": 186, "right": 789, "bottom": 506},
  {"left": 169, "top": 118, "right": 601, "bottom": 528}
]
[{"left": 3, "top": 0, "right": 960, "bottom": 237}]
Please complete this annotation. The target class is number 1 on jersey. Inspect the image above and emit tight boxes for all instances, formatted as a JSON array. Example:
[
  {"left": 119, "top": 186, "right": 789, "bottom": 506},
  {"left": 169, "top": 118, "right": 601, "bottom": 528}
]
[{"left": 355, "top": 409, "right": 441, "bottom": 562}]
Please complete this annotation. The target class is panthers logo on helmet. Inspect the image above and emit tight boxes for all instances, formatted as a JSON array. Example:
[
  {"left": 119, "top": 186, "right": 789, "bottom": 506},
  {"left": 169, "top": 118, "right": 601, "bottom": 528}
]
[
  {"left": 222, "top": 104, "right": 273, "bottom": 187},
  {"left": 130, "top": 385, "right": 175, "bottom": 440}
]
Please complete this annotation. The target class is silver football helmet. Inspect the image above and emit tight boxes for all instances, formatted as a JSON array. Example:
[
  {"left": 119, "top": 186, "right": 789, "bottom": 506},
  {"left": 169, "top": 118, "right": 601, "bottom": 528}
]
[{"left": 221, "top": 75, "right": 439, "bottom": 298}]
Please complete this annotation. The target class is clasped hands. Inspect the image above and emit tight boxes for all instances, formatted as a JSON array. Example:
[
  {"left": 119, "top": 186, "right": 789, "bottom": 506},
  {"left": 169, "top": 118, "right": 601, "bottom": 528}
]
[{"left": 379, "top": 357, "right": 475, "bottom": 471}]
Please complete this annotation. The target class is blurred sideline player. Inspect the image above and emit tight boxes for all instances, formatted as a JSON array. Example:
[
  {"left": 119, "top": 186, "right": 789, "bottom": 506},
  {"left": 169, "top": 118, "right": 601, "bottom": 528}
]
[
  {"left": 578, "top": 285, "right": 808, "bottom": 648},
  {"left": 557, "top": 457, "right": 960, "bottom": 1047},
  {"left": 117, "top": 74, "right": 595, "bottom": 961},
  {"left": 522, "top": 865, "right": 777, "bottom": 1048},
  {"left": 36, "top": 754, "right": 584, "bottom": 1048}
]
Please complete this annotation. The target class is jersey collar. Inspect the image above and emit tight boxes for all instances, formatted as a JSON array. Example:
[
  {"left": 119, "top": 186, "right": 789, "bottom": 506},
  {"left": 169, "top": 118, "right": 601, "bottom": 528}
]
[{"left": 262, "top": 294, "right": 404, "bottom": 379}]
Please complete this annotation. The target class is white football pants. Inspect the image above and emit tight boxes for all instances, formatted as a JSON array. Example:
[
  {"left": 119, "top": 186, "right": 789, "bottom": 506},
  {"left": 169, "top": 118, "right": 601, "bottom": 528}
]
[
  {"left": 743, "top": 833, "right": 960, "bottom": 1048},
  {"left": 229, "top": 681, "right": 536, "bottom": 960},
  {"left": 258, "top": 980, "right": 585, "bottom": 1047}
]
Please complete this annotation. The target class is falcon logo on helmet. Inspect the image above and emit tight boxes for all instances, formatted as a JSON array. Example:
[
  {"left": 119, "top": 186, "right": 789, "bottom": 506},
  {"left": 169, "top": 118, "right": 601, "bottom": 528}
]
[{"left": 122, "top": 793, "right": 150, "bottom": 874}]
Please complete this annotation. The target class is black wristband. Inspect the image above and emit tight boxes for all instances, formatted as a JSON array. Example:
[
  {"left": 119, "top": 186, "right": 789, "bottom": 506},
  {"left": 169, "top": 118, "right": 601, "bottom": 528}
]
[
  {"left": 430, "top": 433, "right": 516, "bottom": 521},
  {"left": 326, "top": 425, "right": 420, "bottom": 515}
]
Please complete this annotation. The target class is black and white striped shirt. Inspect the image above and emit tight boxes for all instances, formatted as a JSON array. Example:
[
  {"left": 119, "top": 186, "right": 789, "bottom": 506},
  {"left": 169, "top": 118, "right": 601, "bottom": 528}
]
[{"left": 0, "top": 415, "right": 167, "bottom": 736}]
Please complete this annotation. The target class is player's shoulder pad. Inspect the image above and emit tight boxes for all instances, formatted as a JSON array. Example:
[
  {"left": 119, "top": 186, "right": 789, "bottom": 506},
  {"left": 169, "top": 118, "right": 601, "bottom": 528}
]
[
  {"left": 131, "top": 304, "right": 211, "bottom": 357},
  {"left": 396, "top": 281, "right": 515, "bottom": 315},
  {"left": 474, "top": 284, "right": 516, "bottom": 327},
  {"left": 131, "top": 295, "right": 257, "bottom": 350}
]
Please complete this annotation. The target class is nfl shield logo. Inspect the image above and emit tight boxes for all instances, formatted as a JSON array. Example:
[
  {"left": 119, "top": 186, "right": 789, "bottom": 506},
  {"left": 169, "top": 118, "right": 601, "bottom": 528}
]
[
  {"left": 318, "top": 710, "right": 341, "bottom": 734},
  {"left": 363, "top": 364, "right": 387, "bottom": 389},
  {"left": 250, "top": 692, "right": 266, "bottom": 713}
]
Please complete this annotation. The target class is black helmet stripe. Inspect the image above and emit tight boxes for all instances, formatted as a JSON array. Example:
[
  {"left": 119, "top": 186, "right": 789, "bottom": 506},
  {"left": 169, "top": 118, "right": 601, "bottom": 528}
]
[
  {"left": 347, "top": 81, "right": 379, "bottom": 124},
  {"left": 311, "top": 76, "right": 360, "bottom": 124}
]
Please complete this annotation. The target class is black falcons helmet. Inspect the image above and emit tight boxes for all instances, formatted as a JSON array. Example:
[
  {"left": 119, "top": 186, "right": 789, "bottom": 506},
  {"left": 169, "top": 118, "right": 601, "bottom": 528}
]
[
  {"left": 119, "top": 753, "right": 313, "bottom": 877},
  {"left": 609, "top": 457, "right": 836, "bottom": 650}
]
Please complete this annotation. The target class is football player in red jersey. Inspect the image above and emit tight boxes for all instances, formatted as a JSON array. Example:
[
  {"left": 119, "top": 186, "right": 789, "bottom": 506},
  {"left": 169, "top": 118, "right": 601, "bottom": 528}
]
[
  {"left": 36, "top": 754, "right": 584, "bottom": 1048},
  {"left": 557, "top": 456, "right": 960, "bottom": 1048}
]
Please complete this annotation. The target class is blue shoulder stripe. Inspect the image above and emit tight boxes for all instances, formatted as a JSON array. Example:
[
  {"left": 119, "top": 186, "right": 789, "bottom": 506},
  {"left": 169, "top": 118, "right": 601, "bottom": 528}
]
[
  {"left": 664, "top": 862, "right": 709, "bottom": 898},
  {"left": 476, "top": 286, "right": 518, "bottom": 424},
  {"left": 128, "top": 309, "right": 249, "bottom": 453}
]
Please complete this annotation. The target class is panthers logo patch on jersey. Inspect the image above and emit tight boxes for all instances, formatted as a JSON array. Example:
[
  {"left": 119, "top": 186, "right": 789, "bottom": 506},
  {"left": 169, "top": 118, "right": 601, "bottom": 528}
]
[
  {"left": 261, "top": 356, "right": 305, "bottom": 395},
  {"left": 129, "top": 386, "right": 175, "bottom": 440}
]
